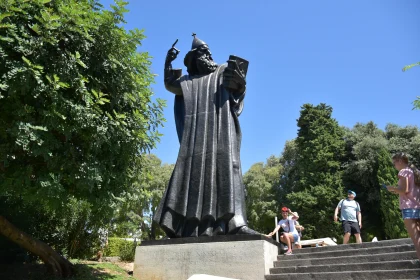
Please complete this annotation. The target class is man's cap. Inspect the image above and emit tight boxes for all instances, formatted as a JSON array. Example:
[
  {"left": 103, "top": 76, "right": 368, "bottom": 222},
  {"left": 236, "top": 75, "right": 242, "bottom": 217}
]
[
  {"left": 281, "top": 207, "right": 289, "bottom": 212},
  {"left": 348, "top": 190, "right": 356, "bottom": 197}
]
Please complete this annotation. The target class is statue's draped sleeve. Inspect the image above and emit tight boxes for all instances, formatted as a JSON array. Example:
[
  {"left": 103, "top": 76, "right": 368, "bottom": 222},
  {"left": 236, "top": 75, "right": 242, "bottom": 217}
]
[{"left": 164, "top": 62, "right": 183, "bottom": 96}]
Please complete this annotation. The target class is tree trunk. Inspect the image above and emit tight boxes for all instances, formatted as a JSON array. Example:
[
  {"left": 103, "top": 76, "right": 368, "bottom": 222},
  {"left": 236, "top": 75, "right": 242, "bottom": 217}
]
[{"left": 0, "top": 215, "right": 73, "bottom": 277}]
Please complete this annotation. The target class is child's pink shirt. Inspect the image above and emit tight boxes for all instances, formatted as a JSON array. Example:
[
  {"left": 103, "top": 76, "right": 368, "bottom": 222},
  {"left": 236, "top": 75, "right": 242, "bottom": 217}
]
[{"left": 398, "top": 167, "right": 420, "bottom": 209}]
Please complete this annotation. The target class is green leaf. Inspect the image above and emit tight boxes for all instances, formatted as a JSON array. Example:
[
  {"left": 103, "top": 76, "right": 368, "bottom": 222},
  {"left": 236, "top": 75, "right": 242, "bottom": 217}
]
[
  {"left": 402, "top": 62, "right": 420, "bottom": 72},
  {"left": 413, "top": 96, "right": 420, "bottom": 110},
  {"left": 0, "top": 24, "right": 14, "bottom": 29},
  {"left": 0, "top": 36, "right": 14, "bottom": 42},
  {"left": 0, "top": 13, "right": 12, "bottom": 22},
  {"left": 22, "top": 56, "right": 32, "bottom": 66},
  {"left": 29, "top": 24, "right": 41, "bottom": 34}
]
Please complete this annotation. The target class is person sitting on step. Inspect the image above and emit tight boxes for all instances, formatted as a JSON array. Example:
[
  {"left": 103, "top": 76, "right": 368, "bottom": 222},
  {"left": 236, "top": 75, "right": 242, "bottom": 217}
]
[{"left": 267, "top": 207, "right": 299, "bottom": 255}]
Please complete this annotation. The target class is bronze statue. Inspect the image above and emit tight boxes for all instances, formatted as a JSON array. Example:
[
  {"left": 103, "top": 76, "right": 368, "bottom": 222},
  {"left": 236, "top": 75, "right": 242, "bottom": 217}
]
[{"left": 153, "top": 34, "right": 259, "bottom": 237}]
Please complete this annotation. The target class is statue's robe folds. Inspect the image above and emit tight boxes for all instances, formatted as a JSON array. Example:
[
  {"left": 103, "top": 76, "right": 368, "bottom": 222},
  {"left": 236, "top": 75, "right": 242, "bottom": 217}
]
[{"left": 154, "top": 64, "right": 247, "bottom": 237}]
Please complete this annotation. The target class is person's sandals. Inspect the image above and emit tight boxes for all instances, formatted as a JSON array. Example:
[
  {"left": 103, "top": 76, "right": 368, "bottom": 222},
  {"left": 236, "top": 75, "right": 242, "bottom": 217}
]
[{"left": 284, "top": 251, "right": 293, "bottom": 255}]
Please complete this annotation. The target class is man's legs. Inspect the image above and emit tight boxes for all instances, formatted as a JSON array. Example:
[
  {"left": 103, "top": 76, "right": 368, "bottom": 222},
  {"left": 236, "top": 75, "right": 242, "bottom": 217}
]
[
  {"left": 343, "top": 232, "right": 351, "bottom": 244},
  {"left": 354, "top": 233, "right": 362, "bottom": 243},
  {"left": 352, "top": 222, "right": 362, "bottom": 243},
  {"left": 342, "top": 221, "right": 351, "bottom": 244}
]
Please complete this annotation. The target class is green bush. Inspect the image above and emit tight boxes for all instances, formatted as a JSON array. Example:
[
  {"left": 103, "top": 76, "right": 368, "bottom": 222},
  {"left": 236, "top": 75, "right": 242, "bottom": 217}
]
[
  {"left": 104, "top": 237, "right": 137, "bottom": 261},
  {"left": 0, "top": 0, "right": 164, "bottom": 267}
]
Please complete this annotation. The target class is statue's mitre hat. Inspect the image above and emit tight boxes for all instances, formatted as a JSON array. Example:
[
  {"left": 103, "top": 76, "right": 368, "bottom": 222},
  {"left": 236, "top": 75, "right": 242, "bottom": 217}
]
[
  {"left": 184, "top": 33, "right": 208, "bottom": 69},
  {"left": 191, "top": 34, "right": 207, "bottom": 50}
]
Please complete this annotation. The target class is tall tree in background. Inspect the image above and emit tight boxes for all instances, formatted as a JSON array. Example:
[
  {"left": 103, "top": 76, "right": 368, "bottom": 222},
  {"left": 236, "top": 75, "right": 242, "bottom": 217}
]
[
  {"left": 112, "top": 154, "right": 173, "bottom": 240},
  {"left": 381, "top": 124, "right": 420, "bottom": 239},
  {"left": 0, "top": 0, "right": 164, "bottom": 276},
  {"left": 386, "top": 124, "right": 420, "bottom": 165},
  {"left": 342, "top": 122, "right": 388, "bottom": 240},
  {"left": 377, "top": 148, "right": 405, "bottom": 239},
  {"left": 277, "top": 140, "right": 299, "bottom": 204},
  {"left": 243, "top": 156, "right": 282, "bottom": 234},
  {"left": 287, "top": 104, "right": 345, "bottom": 239}
]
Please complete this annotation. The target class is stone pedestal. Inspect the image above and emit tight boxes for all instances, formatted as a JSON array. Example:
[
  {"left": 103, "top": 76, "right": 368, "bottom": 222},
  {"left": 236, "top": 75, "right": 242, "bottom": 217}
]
[{"left": 133, "top": 235, "right": 279, "bottom": 280}]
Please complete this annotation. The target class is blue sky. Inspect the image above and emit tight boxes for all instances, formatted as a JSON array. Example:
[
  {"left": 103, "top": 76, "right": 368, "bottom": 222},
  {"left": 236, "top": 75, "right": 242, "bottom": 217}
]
[{"left": 102, "top": 0, "right": 420, "bottom": 172}]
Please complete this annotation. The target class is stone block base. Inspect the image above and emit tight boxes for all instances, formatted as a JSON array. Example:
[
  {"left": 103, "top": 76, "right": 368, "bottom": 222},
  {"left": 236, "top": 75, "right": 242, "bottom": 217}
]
[{"left": 133, "top": 235, "right": 278, "bottom": 280}]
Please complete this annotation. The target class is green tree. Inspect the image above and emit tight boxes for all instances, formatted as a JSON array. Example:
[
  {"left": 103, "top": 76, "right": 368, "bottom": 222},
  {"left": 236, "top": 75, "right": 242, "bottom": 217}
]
[
  {"left": 341, "top": 123, "right": 420, "bottom": 240},
  {"left": 0, "top": 0, "right": 164, "bottom": 276},
  {"left": 243, "top": 156, "right": 282, "bottom": 234},
  {"left": 277, "top": 140, "right": 299, "bottom": 204},
  {"left": 386, "top": 124, "right": 420, "bottom": 164},
  {"left": 112, "top": 154, "right": 173, "bottom": 240},
  {"left": 342, "top": 122, "right": 388, "bottom": 240},
  {"left": 377, "top": 148, "right": 406, "bottom": 239},
  {"left": 287, "top": 104, "right": 345, "bottom": 239}
]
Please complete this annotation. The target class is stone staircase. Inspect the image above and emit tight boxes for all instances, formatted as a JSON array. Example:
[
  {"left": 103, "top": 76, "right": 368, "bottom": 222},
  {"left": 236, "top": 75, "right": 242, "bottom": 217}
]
[{"left": 265, "top": 238, "right": 420, "bottom": 280}]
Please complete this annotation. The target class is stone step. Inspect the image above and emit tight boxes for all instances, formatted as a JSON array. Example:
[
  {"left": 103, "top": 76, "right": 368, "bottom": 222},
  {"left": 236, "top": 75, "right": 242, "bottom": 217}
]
[
  {"left": 270, "top": 259, "right": 420, "bottom": 274},
  {"left": 274, "top": 251, "right": 417, "bottom": 267},
  {"left": 265, "top": 268, "right": 420, "bottom": 280},
  {"left": 278, "top": 244, "right": 414, "bottom": 260},
  {"left": 292, "top": 238, "right": 412, "bottom": 254}
]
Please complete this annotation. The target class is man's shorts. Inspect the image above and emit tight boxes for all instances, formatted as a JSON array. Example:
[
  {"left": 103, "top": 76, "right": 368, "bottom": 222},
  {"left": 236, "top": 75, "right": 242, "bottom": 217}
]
[
  {"left": 342, "top": 220, "right": 360, "bottom": 235},
  {"left": 402, "top": 209, "right": 420, "bottom": 220}
]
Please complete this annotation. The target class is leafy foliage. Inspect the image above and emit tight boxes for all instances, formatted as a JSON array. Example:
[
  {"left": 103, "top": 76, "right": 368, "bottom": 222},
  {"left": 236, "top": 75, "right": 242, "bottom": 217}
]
[
  {"left": 286, "top": 104, "right": 345, "bottom": 239},
  {"left": 277, "top": 140, "right": 299, "bottom": 203},
  {"left": 377, "top": 148, "right": 406, "bottom": 239},
  {"left": 341, "top": 122, "right": 387, "bottom": 240},
  {"left": 244, "top": 156, "right": 282, "bottom": 233},
  {"left": 0, "top": 0, "right": 164, "bottom": 260},
  {"left": 243, "top": 103, "right": 419, "bottom": 242},
  {"left": 111, "top": 154, "right": 173, "bottom": 240},
  {"left": 104, "top": 237, "right": 136, "bottom": 262},
  {"left": 402, "top": 62, "right": 420, "bottom": 72}
]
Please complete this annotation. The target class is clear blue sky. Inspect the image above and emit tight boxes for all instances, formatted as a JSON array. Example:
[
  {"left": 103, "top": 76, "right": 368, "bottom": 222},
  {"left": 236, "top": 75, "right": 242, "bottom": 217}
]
[{"left": 101, "top": 0, "right": 420, "bottom": 172}]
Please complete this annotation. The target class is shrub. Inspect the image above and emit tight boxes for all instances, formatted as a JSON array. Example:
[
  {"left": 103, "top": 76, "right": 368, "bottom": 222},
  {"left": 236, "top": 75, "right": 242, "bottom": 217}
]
[{"left": 104, "top": 237, "right": 137, "bottom": 261}]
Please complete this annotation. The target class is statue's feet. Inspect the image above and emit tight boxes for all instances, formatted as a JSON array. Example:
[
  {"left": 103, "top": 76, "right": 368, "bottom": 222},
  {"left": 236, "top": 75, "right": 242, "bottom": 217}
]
[{"left": 235, "top": 226, "right": 261, "bottom": 235}]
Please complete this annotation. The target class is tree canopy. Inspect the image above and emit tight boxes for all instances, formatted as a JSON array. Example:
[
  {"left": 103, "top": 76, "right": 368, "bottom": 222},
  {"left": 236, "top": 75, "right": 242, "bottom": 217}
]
[
  {"left": 245, "top": 104, "right": 419, "bottom": 243},
  {"left": 0, "top": 0, "right": 164, "bottom": 276}
]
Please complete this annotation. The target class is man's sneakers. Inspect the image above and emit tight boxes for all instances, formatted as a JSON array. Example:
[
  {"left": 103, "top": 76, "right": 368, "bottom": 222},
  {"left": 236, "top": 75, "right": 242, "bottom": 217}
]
[{"left": 284, "top": 251, "right": 293, "bottom": 255}]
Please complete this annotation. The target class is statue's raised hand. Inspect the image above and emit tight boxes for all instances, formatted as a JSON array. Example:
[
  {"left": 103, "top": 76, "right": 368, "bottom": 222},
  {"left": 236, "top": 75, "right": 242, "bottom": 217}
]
[{"left": 166, "top": 47, "right": 179, "bottom": 63}]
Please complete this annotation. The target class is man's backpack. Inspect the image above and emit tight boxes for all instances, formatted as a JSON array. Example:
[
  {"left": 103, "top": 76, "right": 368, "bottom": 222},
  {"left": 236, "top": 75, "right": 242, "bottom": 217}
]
[{"left": 338, "top": 199, "right": 360, "bottom": 221}]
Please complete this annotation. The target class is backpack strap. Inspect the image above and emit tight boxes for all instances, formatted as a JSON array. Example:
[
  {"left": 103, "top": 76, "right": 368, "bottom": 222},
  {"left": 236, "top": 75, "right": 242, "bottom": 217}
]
[{"left": 339, "top": 199, "right": 345, "bottom": 209}]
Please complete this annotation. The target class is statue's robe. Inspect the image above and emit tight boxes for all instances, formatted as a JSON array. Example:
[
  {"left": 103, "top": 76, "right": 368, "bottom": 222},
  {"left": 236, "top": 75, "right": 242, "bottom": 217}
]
[{"left": 154, "top": 64, "right": 247, "bottom": 237}]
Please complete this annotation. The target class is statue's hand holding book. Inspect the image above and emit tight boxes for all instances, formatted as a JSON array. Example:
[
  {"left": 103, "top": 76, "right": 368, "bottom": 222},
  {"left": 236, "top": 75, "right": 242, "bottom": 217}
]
[{"left": 223, "top": 55, "right": 248, "bottom": 94}]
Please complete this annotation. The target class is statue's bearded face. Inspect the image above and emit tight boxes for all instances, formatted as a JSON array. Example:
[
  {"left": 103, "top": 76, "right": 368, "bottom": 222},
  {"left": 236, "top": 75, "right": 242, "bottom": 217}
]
[{"left": 196, "top": 45, "right": 218, "bottom": 74}]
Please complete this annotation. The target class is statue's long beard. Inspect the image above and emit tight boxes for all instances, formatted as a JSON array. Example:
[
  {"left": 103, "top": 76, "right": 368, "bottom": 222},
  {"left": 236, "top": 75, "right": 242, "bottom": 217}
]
[{"left": 196, "top": 56, "right": 218, "bottom": 74}]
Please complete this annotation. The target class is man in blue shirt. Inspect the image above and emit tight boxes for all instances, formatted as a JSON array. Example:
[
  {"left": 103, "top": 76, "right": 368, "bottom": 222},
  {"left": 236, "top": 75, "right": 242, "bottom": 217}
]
[{"left": 334, "top": 190, "right": 362, "bottom": 244}]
